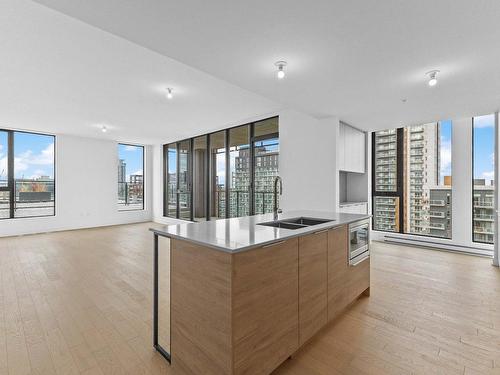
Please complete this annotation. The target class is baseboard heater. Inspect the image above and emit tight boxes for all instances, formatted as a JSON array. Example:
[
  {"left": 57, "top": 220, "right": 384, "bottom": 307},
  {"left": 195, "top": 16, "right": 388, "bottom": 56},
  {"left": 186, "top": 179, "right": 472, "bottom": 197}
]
[{"left": 381, "top": 235, "right": 493, "bottom": 257}]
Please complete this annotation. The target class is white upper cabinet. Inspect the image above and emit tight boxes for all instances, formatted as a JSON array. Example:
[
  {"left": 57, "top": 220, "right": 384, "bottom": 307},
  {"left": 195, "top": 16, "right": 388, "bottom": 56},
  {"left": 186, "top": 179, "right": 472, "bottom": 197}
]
[
  {"left": 339, "top": 123, "right": 365, "bottom": 173},
  {"left": 338, "top": 122, "right": 346, "bottom": 171}
]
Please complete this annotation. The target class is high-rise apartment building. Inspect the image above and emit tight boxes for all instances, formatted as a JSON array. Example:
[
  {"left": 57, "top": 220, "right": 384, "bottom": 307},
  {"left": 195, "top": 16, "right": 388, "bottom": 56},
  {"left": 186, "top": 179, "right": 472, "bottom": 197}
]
[
  {"left": 428, "top": 187, "right": 452, "bottom": 238},
  {"left": 373, "top": 129, "right": 399, "bottom": 232},
  {"left": 473, "top": 179, "right": 495, "bottom": 243},
  {"left": 229, "top": 145, "right": 279, "bottom": 217},
  {"left": 403, "top": 123, "right": 440, "bottom": 236},
  {"left": 118, "top": 159, "right": 126, "bottom": 183}
]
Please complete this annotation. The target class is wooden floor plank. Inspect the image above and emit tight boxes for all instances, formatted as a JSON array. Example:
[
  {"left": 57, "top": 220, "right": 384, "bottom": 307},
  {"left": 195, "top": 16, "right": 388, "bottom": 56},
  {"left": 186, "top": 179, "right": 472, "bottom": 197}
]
[{"left": 1, "top": 223, "right": 499, "bottom": 374}]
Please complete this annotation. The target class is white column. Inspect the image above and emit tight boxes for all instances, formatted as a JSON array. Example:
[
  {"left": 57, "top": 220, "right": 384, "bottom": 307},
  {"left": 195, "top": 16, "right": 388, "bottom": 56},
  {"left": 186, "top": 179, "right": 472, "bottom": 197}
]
[
  {"left": 494, "top": 112, "right": 499, "bottom": 266},
  {"left": 451, "top": 118, "right": 473, "bottom": 246}
]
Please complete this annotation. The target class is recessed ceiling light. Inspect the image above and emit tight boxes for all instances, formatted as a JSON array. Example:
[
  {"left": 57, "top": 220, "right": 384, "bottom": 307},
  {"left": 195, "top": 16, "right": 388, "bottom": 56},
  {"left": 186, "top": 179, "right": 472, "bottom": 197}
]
[
  {"left": 166, "top": 87, "right": 173, "bottom": 99},
  {"left": 426, "top": 70, "right": 440, "bottom": 87},
  {"left": 275, "top": 61, "right": 287, "bottom": 79},
  {"left": 101, "top": 125, "right": 107, "bottom": 133}
]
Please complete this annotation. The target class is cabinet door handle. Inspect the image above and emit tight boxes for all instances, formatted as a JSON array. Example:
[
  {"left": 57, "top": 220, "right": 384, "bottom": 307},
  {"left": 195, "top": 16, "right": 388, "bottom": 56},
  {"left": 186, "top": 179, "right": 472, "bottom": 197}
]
[{"left": 262, "top": 240, "right": 286, "bottom": 248}]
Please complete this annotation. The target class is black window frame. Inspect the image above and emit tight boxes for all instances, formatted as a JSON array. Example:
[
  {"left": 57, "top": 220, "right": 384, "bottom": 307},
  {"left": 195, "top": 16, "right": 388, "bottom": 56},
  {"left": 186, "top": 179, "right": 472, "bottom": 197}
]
[
  {"left": 371, "top": 128, "right": 404, "bottom": 233},
  {"left": 117, "top": 143, "right": 145, "bottom": 211},
  {"left": 0, "top": 129, "right": 56, "bottom": 220},
  {"left": 163, "top": 116, "right": 279, "bottom": 221}
]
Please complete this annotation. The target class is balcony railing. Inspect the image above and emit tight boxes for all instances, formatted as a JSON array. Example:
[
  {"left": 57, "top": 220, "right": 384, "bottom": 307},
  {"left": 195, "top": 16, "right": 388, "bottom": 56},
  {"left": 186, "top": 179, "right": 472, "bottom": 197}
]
[
  {"left": 376, "top": 130, "right": 397, "bottom": 136},
  {"left": 474, "top": 226, "right": 494, "bottom": 235},
  {"left": 0, "top": 180, "right": 55, "bottom": 218},
  {"left": 376, "top": 136, "right": 397, "bottom": 144},
  {"left": 473, "top": 200, "right": 494, "bottom": 208},
  {"left": 118, "top": 182, "right": 143, "bottom": 209},
  {"left": 376, "top": 151, "right": 397, "bottom": 158},
  {"left": 429, "top": 211, "right": 445, "bottom": 218},
  {"left": 376, "top": 144, "right": 396, "bottom": 151},
  {"left": 427, "top": 223, "right": 445, "bottom": 230},
  {"left": 474, "top": 214, "right": 494, "bottom": 221},
  {"left": 430, "top": 200, "right": 445, "bottom": 206},
  {"left": 215, "top": 189, "right": 274, "bottom": 218}
]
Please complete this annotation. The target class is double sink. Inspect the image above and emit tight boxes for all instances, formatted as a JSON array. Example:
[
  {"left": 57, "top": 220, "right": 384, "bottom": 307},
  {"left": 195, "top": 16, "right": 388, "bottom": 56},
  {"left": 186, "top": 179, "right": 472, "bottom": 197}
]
[{"left": 258, "top": 216, "right": 334, "bottom": 230}]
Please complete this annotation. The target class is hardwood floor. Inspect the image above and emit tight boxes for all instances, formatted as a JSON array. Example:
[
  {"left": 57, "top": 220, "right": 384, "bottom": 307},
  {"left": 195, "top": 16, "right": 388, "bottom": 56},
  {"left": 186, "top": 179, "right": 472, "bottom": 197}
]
[{"left": 0, "top": 223, "right": 499, "bottom": 375}]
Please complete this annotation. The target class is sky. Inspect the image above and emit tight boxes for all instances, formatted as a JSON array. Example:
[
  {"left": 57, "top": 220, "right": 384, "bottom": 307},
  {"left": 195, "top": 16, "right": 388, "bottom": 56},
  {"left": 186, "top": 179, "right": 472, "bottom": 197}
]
[
  {"left": 118, "top": 144, "right": 143, "bottom": 180},
  {"left": 439, "top": 119, "right": 452, "bottom": 184},
  {"left": 0, "top": 131, "right": 54, "bottom": 181},
  {"left": 473, "top": 114, "right": 495, "bottom": 184}
]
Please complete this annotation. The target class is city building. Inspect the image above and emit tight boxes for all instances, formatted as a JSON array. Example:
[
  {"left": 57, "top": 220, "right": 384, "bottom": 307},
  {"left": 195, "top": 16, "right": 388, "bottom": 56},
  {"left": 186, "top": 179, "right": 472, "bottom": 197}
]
[
  {"left": 473, "top": 179, "right": 495, "bottom": 243},
  {"left": 118, "top": 159, "right": 126, "bottom": 183},
  {"left": 428, "top": 187, "right": 452, "bottom": 238},
  {"left": 403, "top": 123, "right": 440, "bottom": 236}
]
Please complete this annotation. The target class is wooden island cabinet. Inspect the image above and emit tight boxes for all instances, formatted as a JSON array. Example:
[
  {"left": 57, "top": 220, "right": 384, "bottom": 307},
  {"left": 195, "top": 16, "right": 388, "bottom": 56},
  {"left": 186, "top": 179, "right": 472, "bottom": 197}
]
[{"left": 162, "top": 220, "right": 370, "bottom": 375}]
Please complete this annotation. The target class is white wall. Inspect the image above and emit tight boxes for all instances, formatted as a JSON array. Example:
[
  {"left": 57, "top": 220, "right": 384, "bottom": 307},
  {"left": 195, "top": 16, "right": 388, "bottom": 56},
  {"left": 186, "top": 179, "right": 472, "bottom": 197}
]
[
  {"left": 152, "top": 109, "right": 341, "bottom": 224},
  {"left": 1, "top": 134, "right": 152, "bottom": 237}
]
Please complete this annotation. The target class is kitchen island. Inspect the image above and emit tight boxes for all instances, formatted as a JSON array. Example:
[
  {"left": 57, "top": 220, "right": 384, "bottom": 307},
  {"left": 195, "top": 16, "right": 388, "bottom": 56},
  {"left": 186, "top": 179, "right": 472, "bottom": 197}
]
[{"left": 151, "top": 210, "right": 371, "bottom": 375}]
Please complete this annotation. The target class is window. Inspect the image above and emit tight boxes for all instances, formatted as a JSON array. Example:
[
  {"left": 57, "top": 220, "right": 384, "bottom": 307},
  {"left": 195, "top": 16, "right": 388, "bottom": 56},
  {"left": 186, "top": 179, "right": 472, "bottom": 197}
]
[
  {"left": 210, "top": 131, "right": 226, "bottom": 219},
  {"left": 229, "top": 126, "right": 250, "bottom": 218},
  {"left": 405, "top": 122, "right": 452, "bottom": 239},
  {"left": 0, "top": 130, "right": 55, "bottom": 219},
  {"left": 473, "top": 114, "right": 495, "bottom": 244},
  {"left": 253, "top": 118, "right": 279, "bottom": 214},
  {"left": 163, "top": 116, "right": 279, "bottom": 221},
  {"left": 372, "top": 121, "right": 452, "bottom": 239},
  {"left": 372, "top": 129, "right": 401, "bottom": 232},
  {"left": 118, "top": 144, "right": 144, "bottom": 210}
]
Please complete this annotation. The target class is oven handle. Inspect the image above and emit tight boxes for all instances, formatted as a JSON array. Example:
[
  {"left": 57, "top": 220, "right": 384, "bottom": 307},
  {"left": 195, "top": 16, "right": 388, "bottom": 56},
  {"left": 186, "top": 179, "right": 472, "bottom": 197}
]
[
  {"left": 349, "top": 251, "right": 370, "bottom": 266},
  {"left": 350, "top": 222, "right": 369, "bottom": 232}
]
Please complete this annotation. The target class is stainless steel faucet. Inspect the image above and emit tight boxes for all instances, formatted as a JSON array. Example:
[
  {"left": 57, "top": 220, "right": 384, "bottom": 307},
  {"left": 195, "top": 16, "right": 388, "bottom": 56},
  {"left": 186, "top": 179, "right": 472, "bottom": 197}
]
[{"left": 273, "top": 176, "right": 283, "bottom": 221}]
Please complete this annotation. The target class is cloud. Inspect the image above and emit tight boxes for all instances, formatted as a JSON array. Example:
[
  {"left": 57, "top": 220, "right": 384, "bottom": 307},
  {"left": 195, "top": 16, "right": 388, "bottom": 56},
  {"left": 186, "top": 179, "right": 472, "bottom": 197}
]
[
  {"left": 0, "top": 156, "right": 6, "bottom": 179},
  {"left": 474, "top": 115, "right": 495, "bottom": 128},
  {"left": 440, "top": 140, "right": 452, "bottom": 176},
  {"left": 131, "top": 169, "right": 143, "bottom": 176},
  {"left": 482, "top": 171, "right": 495, "bottom": 182},
  {"left": 0, "top": 143, "right": 55, "bottom": 179},
  {"left": 124, "top": 145, "right": 140, "bottom": 152}
]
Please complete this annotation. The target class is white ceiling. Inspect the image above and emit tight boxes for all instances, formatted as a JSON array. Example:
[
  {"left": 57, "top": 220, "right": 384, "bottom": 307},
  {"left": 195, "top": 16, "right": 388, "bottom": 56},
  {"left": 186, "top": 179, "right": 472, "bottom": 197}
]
[
  {"left": 0, "top": 1, "right": 281, "bottom": 144},
  {"left": 33, "top": 0, "right": 500, "bottom": 132},
  {"left": 2, "top": 1, "right": 500, "bottom": 145}
]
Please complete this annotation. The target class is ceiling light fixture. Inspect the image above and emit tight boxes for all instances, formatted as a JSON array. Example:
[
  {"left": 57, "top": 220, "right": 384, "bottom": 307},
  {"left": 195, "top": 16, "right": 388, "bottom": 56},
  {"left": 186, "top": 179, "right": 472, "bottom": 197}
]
[
  {"left": 166, "top": 87, "right": 173, "bottom": 99},
  {"left": 275, "top": 61, "right": 287, "bottom": 79},
  {"left": 426, "top": 70, "right": 440, "bottom": 87},
  {"left": 101, "top": 125, "right": 107, "bottom": 133}
]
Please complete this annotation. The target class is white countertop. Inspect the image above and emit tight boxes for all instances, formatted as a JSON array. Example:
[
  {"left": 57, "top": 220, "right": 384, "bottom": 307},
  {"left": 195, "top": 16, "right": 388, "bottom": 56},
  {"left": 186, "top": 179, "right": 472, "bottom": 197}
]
[{"left": 150, "top": 210, "right": 371, "bottom": 253}]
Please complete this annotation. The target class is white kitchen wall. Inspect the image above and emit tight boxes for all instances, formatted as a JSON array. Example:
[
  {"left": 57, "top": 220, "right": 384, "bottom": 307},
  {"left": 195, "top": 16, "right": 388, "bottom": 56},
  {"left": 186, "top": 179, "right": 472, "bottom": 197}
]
[
  {"left": 0, "top": 134, "right": 152, "bottom": 237},
  {"left": 279, "top": 111, "right": 339, "bottom": 212},
  {"left": 152, "top": 109, "right": 340, "bottom": 224}
]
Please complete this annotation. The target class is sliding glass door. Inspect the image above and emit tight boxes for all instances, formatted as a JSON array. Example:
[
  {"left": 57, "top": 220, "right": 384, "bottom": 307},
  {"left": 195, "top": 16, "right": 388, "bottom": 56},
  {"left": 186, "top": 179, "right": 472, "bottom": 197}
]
[
  {"left": 229, "top": 126, "right": 250, "bottom": 218},
  {"left": 178, "top": 140, "right": 191, "bottom": 220},
  {"left": 253, "top": 118, "right": 279, "bottom": 214},
  {"left": 192, "top": 136, "right": 208, "bottom": 221},
  {"left": 165, "top": 143, "right": 177, "bottom": 217},
  {"left": 164, "top": 116, "right": 279, "bottom": 221},
  {"left": 210, "top": 131, "right": 226, "bottom": 219},
  {"left": 164, "top": 141, "right": 193, "bottom": 220}
]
